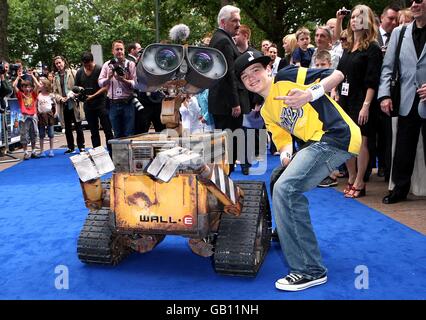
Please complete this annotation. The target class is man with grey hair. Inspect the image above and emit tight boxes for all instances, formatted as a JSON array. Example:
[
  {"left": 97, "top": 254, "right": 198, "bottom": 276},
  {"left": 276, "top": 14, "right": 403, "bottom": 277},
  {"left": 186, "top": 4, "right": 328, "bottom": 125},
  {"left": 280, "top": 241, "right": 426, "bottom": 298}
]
[
  {"left": 208, "top": 5, "right": 245, "bottom": 173},
  {"left": 309, "top": 26, "right": 340, "bottom": 69}
]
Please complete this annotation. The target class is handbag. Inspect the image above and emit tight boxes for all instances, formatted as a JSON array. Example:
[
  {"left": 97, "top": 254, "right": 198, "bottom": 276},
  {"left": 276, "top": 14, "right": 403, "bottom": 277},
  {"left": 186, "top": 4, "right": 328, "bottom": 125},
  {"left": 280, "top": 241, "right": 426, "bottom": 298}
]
[{"left": 389, "top": 26, "right": 407, "bottom": 117}]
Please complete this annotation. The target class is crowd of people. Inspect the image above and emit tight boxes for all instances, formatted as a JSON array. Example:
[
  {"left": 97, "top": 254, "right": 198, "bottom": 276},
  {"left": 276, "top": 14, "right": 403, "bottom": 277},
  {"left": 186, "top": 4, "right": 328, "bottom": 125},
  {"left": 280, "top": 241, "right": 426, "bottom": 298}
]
[{"left": 0, "top": 1, "right": 425, "bottom": 292}]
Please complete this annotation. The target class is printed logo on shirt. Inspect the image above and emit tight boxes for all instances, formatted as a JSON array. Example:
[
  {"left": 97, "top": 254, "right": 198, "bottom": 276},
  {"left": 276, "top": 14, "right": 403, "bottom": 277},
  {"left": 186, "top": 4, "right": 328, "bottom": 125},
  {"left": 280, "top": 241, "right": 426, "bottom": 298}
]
[{"left": 280, "top": 106, "right": 303, "bottom": 133}]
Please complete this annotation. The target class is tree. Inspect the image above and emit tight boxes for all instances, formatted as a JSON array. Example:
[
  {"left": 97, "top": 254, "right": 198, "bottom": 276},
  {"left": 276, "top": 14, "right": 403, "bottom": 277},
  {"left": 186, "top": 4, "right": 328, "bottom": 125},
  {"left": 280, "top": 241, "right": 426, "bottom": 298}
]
[
  {"left": 5, "top": 0, "right": 404, "bottom": 67},
  {"left": 0, "top": 0, "right": 8, "bottom": 61}
]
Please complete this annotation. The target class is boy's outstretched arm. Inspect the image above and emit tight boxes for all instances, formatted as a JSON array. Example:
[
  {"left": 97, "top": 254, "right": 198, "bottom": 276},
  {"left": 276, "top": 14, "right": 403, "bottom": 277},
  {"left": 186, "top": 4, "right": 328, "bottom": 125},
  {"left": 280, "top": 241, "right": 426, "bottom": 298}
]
[{"left": 274, "top": 70, "right": 344, "bottom": 108}]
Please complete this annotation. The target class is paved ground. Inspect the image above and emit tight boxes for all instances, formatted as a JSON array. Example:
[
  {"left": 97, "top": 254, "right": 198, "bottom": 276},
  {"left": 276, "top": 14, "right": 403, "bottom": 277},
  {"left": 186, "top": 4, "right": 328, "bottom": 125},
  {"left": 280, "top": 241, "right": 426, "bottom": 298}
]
[{"left": 1, "top": 130, "right": 425, "bottom": 235}]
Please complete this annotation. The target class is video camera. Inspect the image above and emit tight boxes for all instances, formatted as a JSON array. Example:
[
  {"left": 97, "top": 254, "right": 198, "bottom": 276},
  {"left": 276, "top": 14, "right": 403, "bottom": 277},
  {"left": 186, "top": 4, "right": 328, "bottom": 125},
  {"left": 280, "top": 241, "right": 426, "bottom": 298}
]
[
  {"left": 108, "top": 58, "right": 127, "bottom": 77},
  {"left": 72, "top": 86, "right": 89, "bottom": 102}
]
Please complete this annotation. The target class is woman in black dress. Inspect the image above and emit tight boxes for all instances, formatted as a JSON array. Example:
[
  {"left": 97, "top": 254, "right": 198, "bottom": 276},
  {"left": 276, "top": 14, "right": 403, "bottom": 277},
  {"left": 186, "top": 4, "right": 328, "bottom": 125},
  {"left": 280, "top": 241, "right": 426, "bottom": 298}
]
[{"left": 336, "top": 4, "right": 383, "bottom": 198}]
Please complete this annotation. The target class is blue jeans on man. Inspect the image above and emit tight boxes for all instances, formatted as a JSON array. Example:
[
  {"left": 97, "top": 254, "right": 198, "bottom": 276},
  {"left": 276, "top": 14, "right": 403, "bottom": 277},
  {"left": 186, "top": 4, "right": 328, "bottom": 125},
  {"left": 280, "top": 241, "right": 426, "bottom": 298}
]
[
  {"left": 109, "top": 100, "right": 135, "bottom": 138},
  {"left": 272, "top": 141, "right": 353, "bottom": 279}
]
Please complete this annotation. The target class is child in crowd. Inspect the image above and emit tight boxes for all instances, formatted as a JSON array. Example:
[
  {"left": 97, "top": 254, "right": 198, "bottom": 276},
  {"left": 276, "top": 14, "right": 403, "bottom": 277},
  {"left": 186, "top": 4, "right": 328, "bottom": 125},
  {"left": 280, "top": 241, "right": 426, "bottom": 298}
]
[
  {"left": 313, "top": 50, "right": 332, "bottom": 69},
  {"left": 35, "top": 78, "right": 56, "bottom": 157},
  {"left": 12, "top": 71, "right": 39, "bottom": 160},
  {"left": 292, "top": 27, "right": 315, "bottom": 68}
]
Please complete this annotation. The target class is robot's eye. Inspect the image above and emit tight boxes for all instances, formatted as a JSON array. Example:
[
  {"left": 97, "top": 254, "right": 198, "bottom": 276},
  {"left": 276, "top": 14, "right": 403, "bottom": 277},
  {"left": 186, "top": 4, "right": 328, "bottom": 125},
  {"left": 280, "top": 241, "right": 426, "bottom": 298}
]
[
  {"left": 155, "top": 48, "right": 180, "bottom": 71},
  {"left": 190, "top": 52, "right": 213, "bottom": 74}
]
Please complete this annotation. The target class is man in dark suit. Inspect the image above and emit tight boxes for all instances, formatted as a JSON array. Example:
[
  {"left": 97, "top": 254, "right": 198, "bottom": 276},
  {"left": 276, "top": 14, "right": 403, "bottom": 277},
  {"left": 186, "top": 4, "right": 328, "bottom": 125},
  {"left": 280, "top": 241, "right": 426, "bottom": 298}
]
[
  {"left": 372, "top": 4, "right": 400, "bottom": 181},
  {"left": 377, "top": 5, "right": 400, "bottom": 50},
  {"left": 126, "top": 43, "right": 142, "bottom": 63},
  {"left": 208, "top": 5, "right": 244, "bottom": 172}
]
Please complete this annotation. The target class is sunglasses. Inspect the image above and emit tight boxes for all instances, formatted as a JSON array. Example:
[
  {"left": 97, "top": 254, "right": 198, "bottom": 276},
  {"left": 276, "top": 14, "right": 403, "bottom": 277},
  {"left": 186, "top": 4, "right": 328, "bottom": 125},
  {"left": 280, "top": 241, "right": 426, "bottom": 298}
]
[{"left": 409, "top": 0, "right": 423, "bottom": 4}]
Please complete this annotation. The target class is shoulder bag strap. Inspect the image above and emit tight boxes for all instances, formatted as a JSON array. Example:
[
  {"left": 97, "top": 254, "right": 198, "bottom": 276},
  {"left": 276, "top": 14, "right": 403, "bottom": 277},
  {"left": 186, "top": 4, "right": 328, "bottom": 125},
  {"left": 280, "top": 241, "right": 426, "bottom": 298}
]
[{"left": 392, "top": 26, "right": 407, "bottom": 80}]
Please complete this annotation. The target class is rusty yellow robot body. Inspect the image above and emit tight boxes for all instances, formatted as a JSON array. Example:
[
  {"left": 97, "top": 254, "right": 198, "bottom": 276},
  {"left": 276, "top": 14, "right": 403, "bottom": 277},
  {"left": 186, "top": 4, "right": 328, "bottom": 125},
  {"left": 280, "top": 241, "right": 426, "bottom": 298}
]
[{"left": 73, "top": 43, "right": 271, "bottom": 276}]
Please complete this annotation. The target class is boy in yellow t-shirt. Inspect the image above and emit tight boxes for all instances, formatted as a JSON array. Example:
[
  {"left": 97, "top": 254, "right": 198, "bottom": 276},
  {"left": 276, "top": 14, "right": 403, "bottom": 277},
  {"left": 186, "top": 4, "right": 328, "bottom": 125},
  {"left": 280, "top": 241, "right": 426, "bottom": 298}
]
[{"left": 234, "top": 50, "right": 360, "bottom": 292}]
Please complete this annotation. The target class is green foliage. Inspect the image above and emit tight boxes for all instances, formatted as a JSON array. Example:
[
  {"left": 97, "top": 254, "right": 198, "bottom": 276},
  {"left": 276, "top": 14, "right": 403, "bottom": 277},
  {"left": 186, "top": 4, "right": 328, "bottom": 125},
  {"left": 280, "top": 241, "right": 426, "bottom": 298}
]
[{"left": 6, "top": 0, "right": 402, "bottom": 68}]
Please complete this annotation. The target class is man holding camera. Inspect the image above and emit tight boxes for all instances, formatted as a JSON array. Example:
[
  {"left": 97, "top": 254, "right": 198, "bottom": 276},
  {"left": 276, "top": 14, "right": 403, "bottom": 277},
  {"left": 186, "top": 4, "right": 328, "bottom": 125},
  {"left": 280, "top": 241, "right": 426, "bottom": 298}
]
[
  {"left": 75, "top": 52, "right": 113, "bottom": 153},
  {"left": 98, "top": 40, "right": 137, "bottom": 138}
]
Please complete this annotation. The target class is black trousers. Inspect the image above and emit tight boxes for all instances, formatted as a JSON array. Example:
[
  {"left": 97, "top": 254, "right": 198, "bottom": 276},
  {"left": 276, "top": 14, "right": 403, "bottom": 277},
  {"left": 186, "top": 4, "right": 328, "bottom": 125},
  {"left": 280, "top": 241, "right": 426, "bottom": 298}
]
[
  {"left": 84, "top": 105, "right": 114, "bottom": 153},
  {"left": 378, "top": 112, "right": 393, "bottom": 179},
  {"left": 392, "top": 103, "right": 426, "bottom": 195},
  {"left": 135, "top": 103, "right": 165, "bottom": 134},
  {"left": 63, "top": 106, "right": 84, "bottom": 150}
]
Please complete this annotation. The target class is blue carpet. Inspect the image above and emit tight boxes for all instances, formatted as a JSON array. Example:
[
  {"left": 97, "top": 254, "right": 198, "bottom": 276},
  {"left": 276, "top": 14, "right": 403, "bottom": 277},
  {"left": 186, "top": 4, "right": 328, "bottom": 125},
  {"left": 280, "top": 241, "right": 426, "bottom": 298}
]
[{"left": 0, "top": 150, "right": 425, "bottom": 300}]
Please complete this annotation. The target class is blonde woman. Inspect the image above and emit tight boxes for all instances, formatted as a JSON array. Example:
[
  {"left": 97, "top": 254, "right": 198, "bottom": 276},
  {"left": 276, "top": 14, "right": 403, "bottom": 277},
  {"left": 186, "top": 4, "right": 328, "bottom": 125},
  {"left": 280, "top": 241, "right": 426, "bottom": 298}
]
[
  {"left": 279, "top": 33, "right": 298, "bottom": 68},
  {"left": 398, "top": 8, "right": 414, "bottom": 25},
  {"left": 336, "top": 4, "right": 383, "bottom": 198}
]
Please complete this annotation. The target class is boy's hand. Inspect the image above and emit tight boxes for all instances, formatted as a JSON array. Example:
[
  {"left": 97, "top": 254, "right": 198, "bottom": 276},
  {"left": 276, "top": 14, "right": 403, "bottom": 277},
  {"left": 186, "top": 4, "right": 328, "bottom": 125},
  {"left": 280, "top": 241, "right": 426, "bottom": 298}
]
[{"left": 274, "top": 88, "right": 312, "bottom": 109}]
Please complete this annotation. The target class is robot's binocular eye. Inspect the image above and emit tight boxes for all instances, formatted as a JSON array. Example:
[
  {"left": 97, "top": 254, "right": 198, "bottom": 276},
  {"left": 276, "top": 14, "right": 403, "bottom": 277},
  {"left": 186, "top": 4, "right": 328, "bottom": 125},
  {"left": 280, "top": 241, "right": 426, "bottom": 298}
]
[
  {"left": 137, "top": 43, "right": 227, "bottom": 93},
  {"left": 190, "top": 51, "right": 214, "bottom": 74},
  {"left": 155, "top": 48, "right": 181, "bottom": 71}
]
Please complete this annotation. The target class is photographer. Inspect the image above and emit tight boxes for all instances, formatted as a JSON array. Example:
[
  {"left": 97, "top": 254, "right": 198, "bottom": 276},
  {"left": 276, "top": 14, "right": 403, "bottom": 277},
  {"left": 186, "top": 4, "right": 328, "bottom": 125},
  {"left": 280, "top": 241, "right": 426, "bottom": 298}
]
[
  {"left": 0, "top": 61, "right": 12, "bottom": 113},
  {"left": 52, "top": 55, "right": 85, "bottom": 154},
  {"left": 75, "top": 52, "right": 113, "bottom": 154},
  {"left": 98, "top": 40, "right": 137, "bottom": 138}
]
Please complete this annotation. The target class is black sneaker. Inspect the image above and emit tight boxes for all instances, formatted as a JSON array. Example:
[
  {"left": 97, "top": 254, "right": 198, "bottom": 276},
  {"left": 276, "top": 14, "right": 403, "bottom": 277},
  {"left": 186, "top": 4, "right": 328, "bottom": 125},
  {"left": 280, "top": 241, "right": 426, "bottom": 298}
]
[
  {"left": 64, "top": 149, "right": 76, "bottom": 154},
  {"left": 275, "top": 273, "right": 327, "bottom": 291},
  {"left": 318, "top": 176, "right": 338, "bottom": 188}
]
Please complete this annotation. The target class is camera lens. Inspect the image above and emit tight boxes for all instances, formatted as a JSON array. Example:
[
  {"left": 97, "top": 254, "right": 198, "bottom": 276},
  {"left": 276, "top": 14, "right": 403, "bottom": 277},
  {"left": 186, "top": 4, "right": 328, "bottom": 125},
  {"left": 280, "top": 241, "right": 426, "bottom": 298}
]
[
  {"left": 191, "top": 51, "right": 213, "bottom": 73},
  {"left": 155, "top": 48, "right": 180, "bottom": 71}
]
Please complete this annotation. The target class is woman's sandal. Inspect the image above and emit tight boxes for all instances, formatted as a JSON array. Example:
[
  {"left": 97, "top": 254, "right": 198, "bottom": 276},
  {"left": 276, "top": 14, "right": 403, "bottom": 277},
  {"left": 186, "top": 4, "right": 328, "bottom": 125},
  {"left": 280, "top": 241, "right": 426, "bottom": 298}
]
[
  {"left": 343, "top": 183, "right": 354, "bottom": 194},
  {"left": 345, "top": 186, "right": 366, "bottom": 198}
]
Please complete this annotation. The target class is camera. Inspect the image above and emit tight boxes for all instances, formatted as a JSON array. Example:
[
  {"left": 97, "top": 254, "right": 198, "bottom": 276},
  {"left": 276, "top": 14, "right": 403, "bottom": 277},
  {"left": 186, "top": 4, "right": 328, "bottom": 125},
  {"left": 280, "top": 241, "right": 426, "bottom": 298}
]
[
  {"left": 8, "top": 63, "right": 21, "bottom": 79},
  {"left": 339, "top": 8, "right": 351, "bottom": 16},
  {"left": 109, "top": 58, "right": 126, "bottom": 77},
  {"left": 130, "top": 93, "right": 144, "bottom": 111},
  {"left": 72, "top": 86, "right": 88, "bottom": 102},
  {"left": 9, "top": 63, "right": 20, "bottom": 72}
]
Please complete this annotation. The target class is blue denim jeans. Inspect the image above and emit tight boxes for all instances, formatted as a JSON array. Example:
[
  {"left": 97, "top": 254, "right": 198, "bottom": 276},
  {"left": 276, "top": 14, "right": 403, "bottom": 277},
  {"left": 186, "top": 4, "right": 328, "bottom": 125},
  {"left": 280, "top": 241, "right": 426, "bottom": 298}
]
[
  {"left": 109, "top": 101, "right": 135, "bottom": 138},
  {"left": 272, "top": 141, "right": 353, "bottom": 279}
]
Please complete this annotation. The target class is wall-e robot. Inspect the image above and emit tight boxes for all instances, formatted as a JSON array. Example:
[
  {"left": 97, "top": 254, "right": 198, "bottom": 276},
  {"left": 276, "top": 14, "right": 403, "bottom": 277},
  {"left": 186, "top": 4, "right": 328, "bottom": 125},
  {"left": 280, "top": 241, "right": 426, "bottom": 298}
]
[{"left": 71, "top": 43, "right": 272, "bottom": 276}]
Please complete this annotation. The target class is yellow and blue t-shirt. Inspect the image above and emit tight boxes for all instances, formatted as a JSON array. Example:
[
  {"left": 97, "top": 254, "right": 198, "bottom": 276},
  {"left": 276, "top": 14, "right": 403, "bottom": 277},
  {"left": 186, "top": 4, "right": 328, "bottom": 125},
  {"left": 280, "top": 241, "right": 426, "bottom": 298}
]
[{"left": 261, "top": 65, "right": 361, "bottom": 155}]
